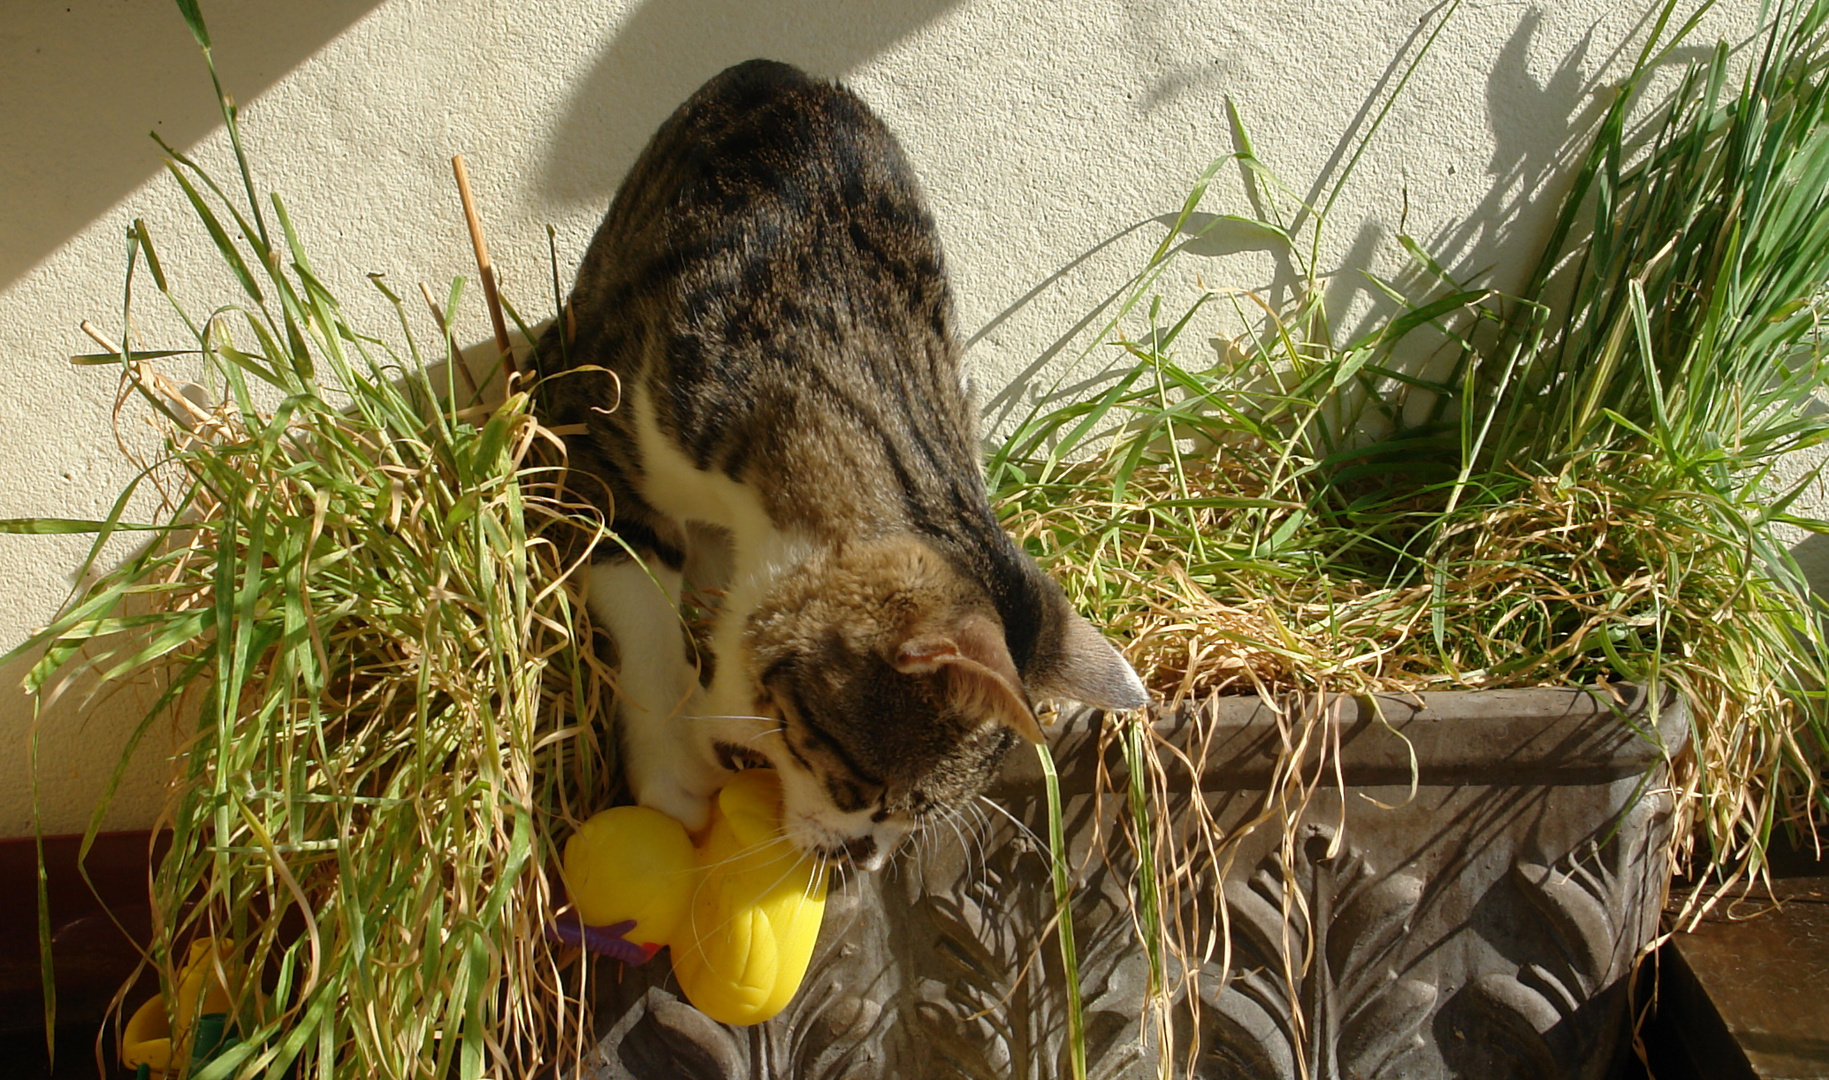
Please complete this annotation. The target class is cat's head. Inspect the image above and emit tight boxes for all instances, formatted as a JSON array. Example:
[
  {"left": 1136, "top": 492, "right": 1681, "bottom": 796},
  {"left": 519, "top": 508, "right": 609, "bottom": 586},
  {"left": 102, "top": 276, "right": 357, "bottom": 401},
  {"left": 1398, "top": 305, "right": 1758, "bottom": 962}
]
[{"left": 740, "top": 534, "right": 1145, "bottom": 869}]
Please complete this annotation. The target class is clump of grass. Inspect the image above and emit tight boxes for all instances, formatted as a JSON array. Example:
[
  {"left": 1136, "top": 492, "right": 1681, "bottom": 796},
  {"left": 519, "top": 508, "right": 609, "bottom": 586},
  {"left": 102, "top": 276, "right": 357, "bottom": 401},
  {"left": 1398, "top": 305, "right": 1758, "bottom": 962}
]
[
  {"left": 1479, "top": 0, "right": 1829, "bottom": 881},
  {"left": 5, "top": 5, "right": 614, "bottom": 1076},
  {"left": 996, "top": 0, "right": 1829, "bottom": 1069}
]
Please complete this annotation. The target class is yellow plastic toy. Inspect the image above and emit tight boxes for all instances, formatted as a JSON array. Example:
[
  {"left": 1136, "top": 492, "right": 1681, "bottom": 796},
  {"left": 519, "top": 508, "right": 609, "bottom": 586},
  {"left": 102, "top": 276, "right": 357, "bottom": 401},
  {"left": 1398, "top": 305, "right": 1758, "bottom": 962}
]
[
  {"left": 121, "top": 938, "right": 239, "bottom": 1077},
  {"left": 560, "top": 769, "right": 828, "bottom": 1026}
]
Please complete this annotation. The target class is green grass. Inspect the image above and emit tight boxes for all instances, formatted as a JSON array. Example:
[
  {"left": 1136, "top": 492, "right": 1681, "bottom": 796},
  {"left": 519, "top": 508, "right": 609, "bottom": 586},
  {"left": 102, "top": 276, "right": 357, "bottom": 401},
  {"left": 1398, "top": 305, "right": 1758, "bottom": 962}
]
[
  {"left": 3, "top": 5, "right": 615, "bottom": 1076},
  {"left": 997, "top": 0, "right": 1829, "bottom": 1066},
  {"left": 8, "top": 0, "right": 1829, "bottom": 1076}
]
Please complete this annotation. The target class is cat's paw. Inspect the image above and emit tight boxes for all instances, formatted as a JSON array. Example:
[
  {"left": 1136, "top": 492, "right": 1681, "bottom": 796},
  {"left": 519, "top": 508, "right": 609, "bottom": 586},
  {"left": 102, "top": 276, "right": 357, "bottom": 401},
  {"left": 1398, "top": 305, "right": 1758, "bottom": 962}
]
[{"left": 632, "top": 775, "right": 715, "bottom": 834}]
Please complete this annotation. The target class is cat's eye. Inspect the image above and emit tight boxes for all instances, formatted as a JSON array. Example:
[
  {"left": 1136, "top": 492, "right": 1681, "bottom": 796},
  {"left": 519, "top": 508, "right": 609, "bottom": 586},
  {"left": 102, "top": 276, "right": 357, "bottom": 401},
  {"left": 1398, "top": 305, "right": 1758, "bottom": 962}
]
[
  {"left": 774, "top": 691, "right": 888, "bottom": 809},
  {"left": 825, "top": 776, "right": 879, "bottom": 814}
]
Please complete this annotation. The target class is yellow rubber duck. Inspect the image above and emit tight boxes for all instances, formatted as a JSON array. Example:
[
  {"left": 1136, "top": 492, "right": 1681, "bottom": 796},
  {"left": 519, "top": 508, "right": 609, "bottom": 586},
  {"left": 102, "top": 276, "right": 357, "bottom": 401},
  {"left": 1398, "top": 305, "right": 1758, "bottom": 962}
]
[
  {"left": 559, "top": 769, "right": 828, "bottom": 1026},
  {"left": 121, "top": 938, "right": 238, "bottom": 1077}
]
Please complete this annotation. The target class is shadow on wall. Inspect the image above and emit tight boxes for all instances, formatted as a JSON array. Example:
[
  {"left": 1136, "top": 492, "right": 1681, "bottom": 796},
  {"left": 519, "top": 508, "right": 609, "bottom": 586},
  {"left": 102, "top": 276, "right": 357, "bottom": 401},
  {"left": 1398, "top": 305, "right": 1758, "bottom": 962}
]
[
  {"left": 980, "top": 4, "right": 1733, "bottom": 430},
  {"left": 1418, "top": 8, "right": 1721, "bottom": 322},
  {"left": 539, "top": 0, "right": 965, "bottom": 211},
  {"left": 1791, "top": 533, "right": 1829, "bottom": 601},
  {"left": 0, "top": 1, "right": 383, "bottom": 293},
  {"left": 978, "top": 4, "right": 1493, "bottom": 425},
  {"left": 0, "top": 648, "right": 183, "bottom": 840},
  {"left": 1414, "top": 8, "right": 1602, "bottom": 304}
]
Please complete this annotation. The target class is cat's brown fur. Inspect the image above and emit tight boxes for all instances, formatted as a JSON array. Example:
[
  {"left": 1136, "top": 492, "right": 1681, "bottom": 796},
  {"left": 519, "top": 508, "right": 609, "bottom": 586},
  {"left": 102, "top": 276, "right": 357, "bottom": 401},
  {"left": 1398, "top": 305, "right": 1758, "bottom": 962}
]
[{"left": 541, "top": 59, "right": 1145, "bottom": 868}]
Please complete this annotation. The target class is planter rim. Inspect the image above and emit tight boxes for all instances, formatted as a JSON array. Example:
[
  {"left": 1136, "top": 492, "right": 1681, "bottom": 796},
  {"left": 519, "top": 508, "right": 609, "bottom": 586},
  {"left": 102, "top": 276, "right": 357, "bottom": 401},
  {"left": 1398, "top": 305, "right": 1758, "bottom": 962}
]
[{"left": 1001, "top": 683, "right": 1688, "bottom": 793}]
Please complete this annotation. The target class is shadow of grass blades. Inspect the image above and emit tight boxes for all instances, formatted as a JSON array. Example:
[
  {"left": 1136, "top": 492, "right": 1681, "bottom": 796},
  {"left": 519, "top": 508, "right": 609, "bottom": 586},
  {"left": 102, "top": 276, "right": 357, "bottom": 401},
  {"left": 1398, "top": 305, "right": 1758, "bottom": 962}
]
[{"left": 996, "top": 0, "right": 1829, "bottom": 1068}]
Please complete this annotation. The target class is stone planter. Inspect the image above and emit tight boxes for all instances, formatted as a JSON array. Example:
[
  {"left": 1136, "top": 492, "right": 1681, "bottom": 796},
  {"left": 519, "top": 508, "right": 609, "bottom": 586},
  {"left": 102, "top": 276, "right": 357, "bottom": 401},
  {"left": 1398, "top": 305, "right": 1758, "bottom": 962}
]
[{"left": 583, "top": 685, "right": 1687, "bottom": 1079}]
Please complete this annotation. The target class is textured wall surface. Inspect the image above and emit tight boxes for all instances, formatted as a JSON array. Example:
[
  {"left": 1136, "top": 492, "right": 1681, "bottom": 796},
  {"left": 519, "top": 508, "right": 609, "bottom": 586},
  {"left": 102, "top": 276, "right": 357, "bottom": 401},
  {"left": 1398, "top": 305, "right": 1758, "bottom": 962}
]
[{"left": 0, "top": 0, "right": 1765, "bottom": 835}]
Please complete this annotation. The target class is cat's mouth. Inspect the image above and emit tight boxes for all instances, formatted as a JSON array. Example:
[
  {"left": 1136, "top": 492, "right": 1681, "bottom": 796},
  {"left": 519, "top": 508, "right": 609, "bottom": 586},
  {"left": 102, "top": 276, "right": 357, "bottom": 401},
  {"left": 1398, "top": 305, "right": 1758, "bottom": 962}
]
[{"left": 713, "top": 740, "right": 775, "bottom": 773}]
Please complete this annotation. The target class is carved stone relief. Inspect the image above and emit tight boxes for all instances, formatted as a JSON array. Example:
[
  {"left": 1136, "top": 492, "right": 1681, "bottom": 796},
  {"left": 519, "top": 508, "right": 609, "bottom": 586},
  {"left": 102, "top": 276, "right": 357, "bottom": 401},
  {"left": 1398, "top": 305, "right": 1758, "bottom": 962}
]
[{"left": 580, "top": 686, "right": 1685, "bottom": 1079}]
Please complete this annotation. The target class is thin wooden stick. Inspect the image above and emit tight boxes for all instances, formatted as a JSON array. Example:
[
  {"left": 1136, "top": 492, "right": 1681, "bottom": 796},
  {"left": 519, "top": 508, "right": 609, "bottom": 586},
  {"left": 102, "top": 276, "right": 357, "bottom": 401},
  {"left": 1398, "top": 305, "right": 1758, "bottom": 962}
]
[
  {"left": 79, "top": 320, "right": 122, "bottom": 354},
  {"left": 452, "top": 154, "right": 515, "bottom": 382}
]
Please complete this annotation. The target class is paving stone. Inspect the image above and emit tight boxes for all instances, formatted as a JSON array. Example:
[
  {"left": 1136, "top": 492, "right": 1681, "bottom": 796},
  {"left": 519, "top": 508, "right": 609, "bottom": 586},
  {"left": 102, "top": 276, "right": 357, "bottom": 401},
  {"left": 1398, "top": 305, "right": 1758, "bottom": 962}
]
[{"left": 1665, "top": 876, "right": 1829, "bottom": 1079}]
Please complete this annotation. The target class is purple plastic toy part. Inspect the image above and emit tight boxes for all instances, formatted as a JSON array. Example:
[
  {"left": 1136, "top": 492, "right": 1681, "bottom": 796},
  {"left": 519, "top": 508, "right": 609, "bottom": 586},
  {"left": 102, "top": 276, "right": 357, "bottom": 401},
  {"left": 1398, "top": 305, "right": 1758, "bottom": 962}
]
[{"left": 546, "top": 916, "right": 661, "bottom": 965}]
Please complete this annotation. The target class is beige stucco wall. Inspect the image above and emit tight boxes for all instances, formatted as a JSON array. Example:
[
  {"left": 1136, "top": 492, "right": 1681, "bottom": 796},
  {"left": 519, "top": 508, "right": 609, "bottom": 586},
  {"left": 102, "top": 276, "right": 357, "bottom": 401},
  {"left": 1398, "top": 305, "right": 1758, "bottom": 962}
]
[{"left": 0, "top": 0, "right": 1769, "bottom": 836}]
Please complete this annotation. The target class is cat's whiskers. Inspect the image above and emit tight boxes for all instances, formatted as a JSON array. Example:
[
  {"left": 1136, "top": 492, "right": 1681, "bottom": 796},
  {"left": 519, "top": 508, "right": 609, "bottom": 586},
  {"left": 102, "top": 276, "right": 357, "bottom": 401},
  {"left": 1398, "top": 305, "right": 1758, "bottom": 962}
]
[
  {"left": 914, "top": 815, "right": 945, "bottom": 869},
  {"left": 828, "top": 856, "right": 855, "bottom": 897},
  {"left": 906, "top": 824, "right": 926, "bottom": 881},
  {"left": 977, "top": 793, "right": 1045, "bottom": 852},
  {"left": 679, "top": 834, "right": 828, "bottom": 944},
  {"left": 690, "top": 712, "right": 781, "bottom": 727},
  {"left": 736, "top": 726, "right": 786, "bottom": 752},
  {"left": 964, "top": 800, "right": 995, "bottom": 858},
  {"left": 824, "top": 861, "right": 874, "bottom": 946},
  {"left": 820, "top": 852, "right": 859, "bottom": 908},
  {"left": 690, "top": 833, "right": 783, "bottom": 876},
  {"left": 930, "top": 802, "right": 990, "bottom": 888}
]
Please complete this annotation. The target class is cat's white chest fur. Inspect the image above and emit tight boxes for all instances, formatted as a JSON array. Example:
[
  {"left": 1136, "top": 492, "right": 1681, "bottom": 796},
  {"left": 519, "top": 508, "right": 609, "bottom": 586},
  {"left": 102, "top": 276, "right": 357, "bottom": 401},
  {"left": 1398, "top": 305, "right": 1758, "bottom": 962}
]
[
  {"left": 587, "top": 384, "right": 811, "bottom": 829},
  {"left": 629, "top": 386, "right": 770, "bottom": 546},
  {"left": 628, "top": 382, "right": 811, "bottom": 590}
]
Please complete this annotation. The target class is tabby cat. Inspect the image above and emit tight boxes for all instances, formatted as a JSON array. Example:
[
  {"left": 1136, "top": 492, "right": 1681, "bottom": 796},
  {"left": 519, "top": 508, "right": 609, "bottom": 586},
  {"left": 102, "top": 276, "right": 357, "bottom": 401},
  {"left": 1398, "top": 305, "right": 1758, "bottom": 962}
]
[{"left": 542, "top": 59, "right": 1145, "bottom": 870}]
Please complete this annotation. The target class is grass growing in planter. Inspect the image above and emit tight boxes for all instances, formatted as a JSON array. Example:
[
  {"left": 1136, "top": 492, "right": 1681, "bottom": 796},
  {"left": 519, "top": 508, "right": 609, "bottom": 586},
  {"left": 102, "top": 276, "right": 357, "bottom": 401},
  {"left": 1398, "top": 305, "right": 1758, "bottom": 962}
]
[
  {"left": 4, "top": 6, "right": 614, "bottom": 1076},
  {"left": 994, "top": 0, "right": 1829, "bottom": 1068},
  {"left": 8, "top": 0, "right": 1827, "bottom": 1076}
]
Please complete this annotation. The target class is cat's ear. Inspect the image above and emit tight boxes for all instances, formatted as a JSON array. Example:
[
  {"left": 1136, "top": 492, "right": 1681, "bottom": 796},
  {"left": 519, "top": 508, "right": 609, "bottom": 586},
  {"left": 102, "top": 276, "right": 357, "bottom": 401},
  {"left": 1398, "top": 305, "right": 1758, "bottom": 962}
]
[
  {"left": 1028, "top": 611, "right": 1149, "bottom": 712},
  {"left": 894, "top": 614, "right": 1046, "bottom": 744}
]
